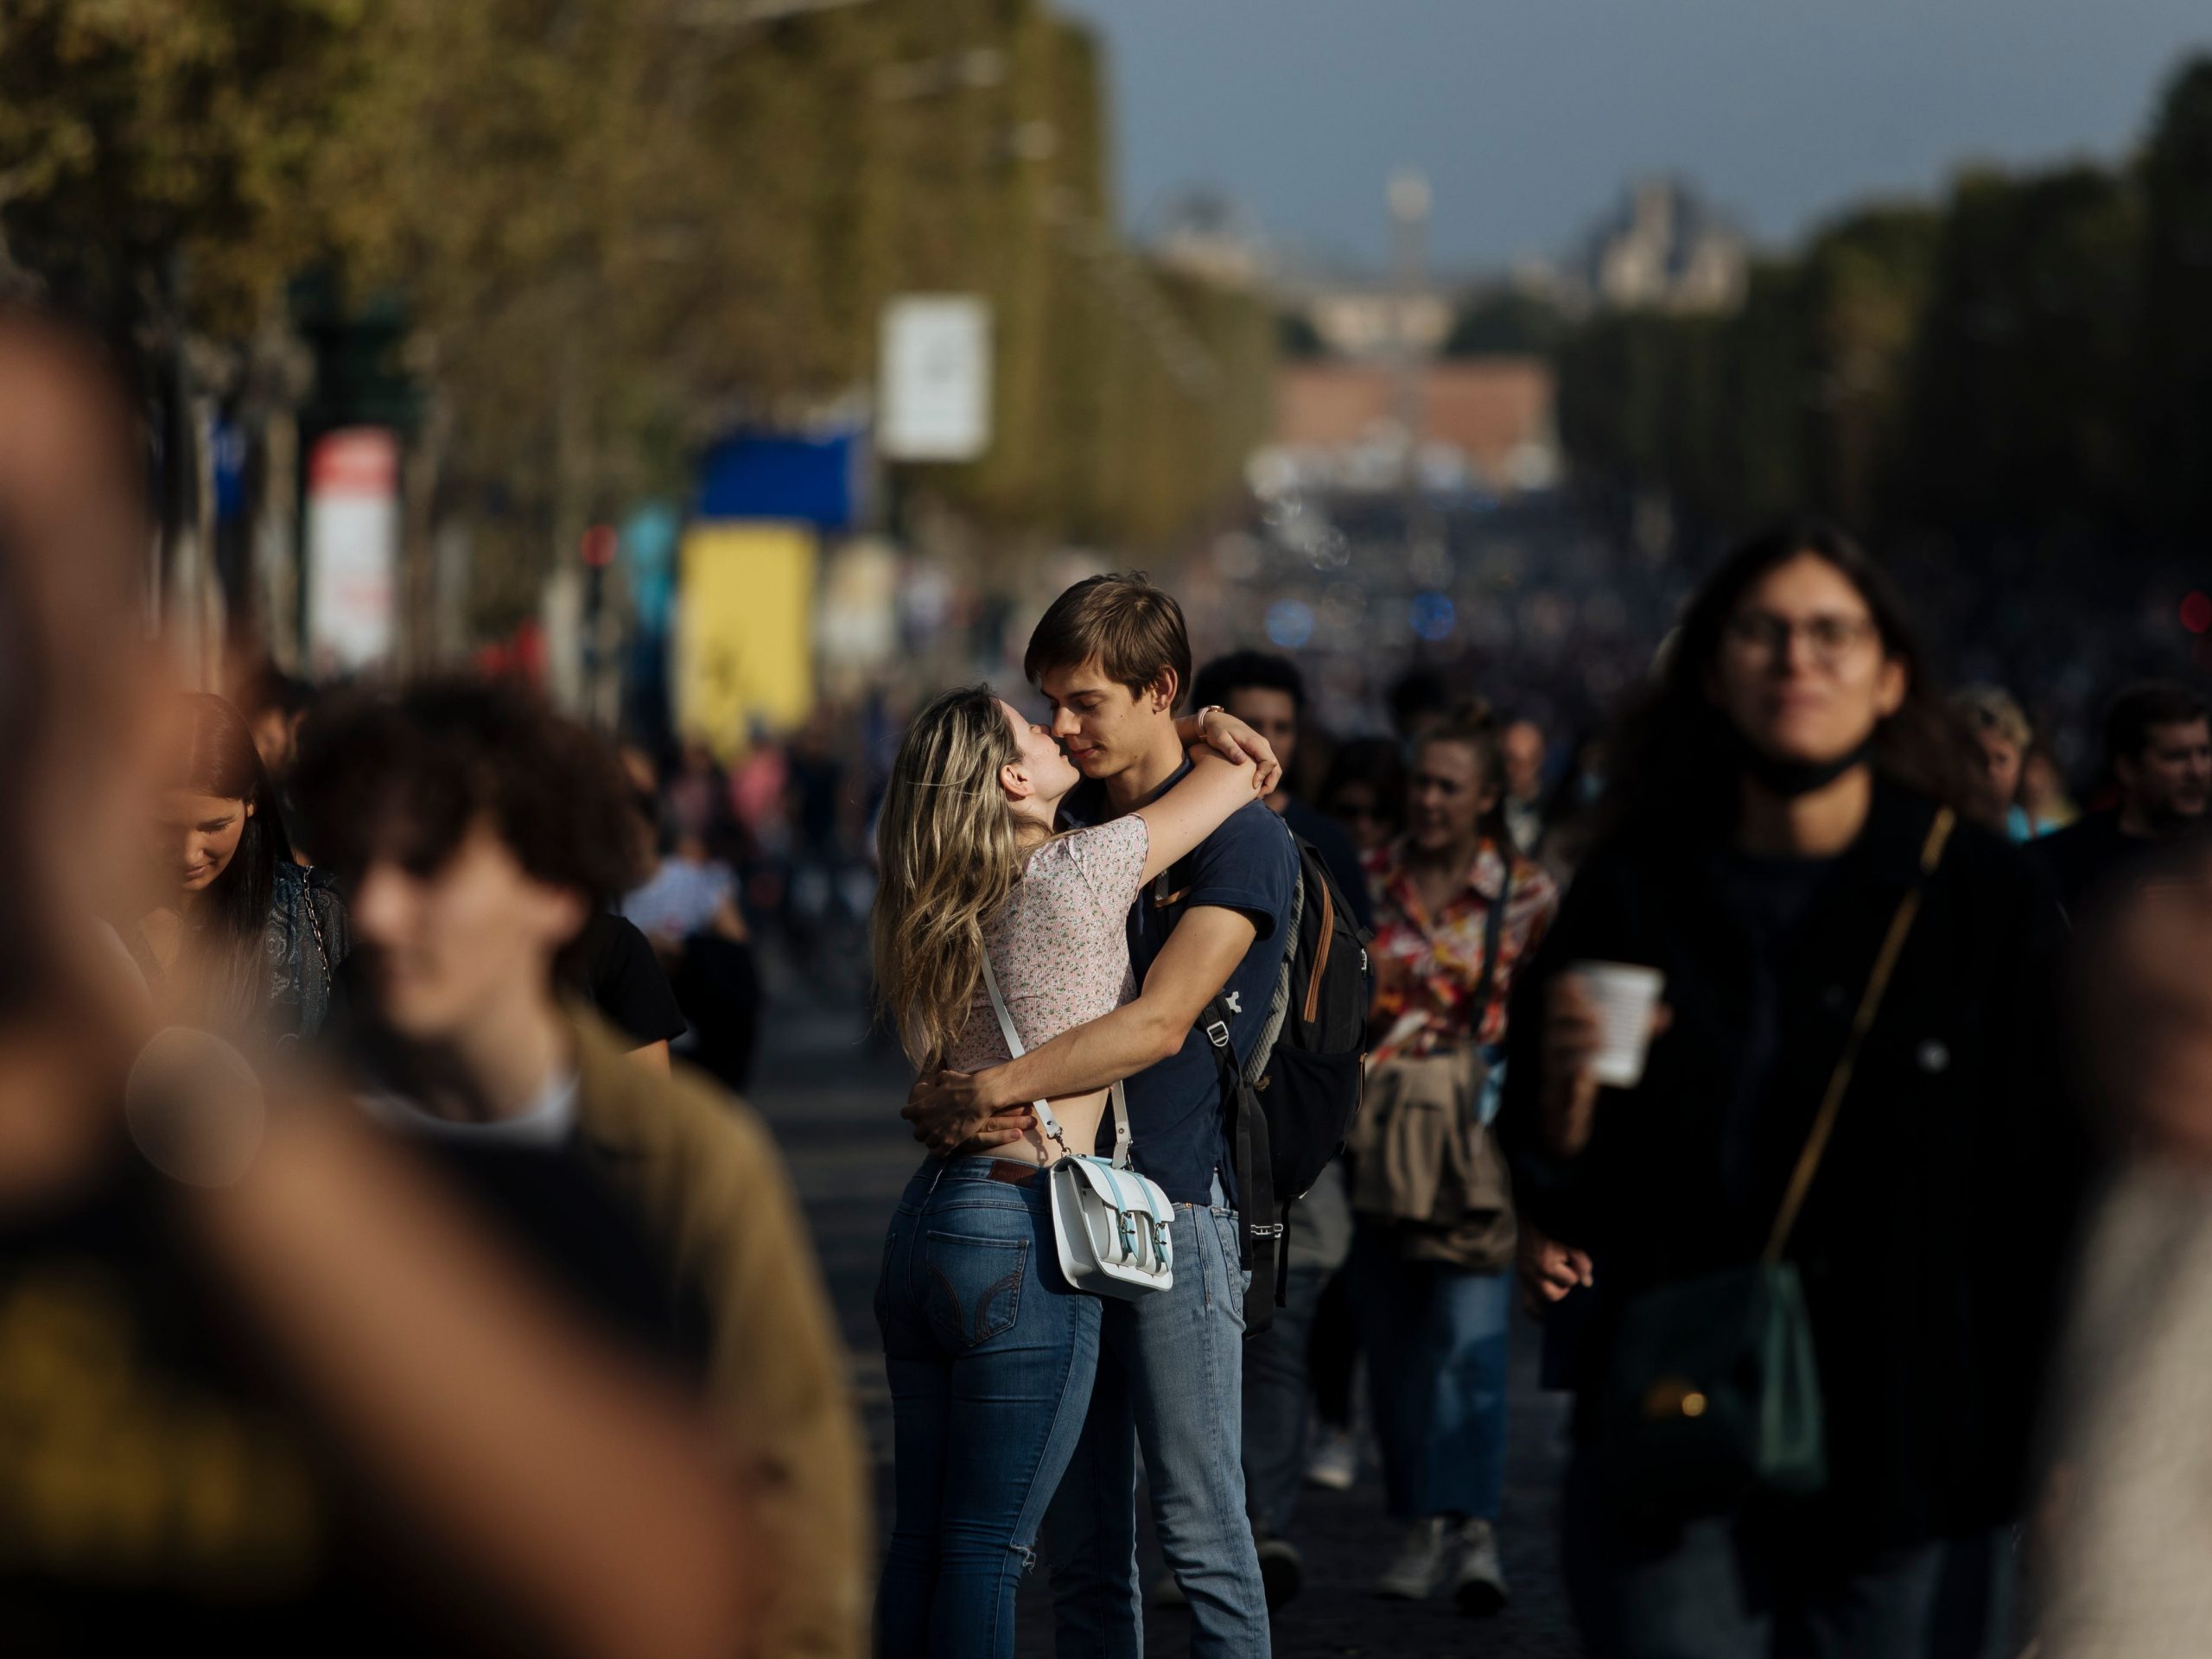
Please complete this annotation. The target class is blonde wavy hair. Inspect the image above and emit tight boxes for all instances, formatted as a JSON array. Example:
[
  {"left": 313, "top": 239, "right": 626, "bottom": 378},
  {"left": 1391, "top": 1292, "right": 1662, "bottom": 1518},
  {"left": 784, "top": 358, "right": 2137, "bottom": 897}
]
[{"left": 872, "top": 685, "right": 1030, "bottom": 1067}]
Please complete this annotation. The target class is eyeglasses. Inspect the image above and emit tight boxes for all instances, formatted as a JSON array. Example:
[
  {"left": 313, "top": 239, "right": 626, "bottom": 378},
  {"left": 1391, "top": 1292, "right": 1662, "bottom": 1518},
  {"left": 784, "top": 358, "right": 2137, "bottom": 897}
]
[{"left": 1723, "top": 611, "right": 1878, "bottom": 668}]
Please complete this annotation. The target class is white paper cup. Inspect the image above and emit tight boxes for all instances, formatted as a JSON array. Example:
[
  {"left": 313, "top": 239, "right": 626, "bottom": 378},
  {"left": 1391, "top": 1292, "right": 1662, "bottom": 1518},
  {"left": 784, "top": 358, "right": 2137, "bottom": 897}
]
[{"left": 1568, "top": 961, "right": 1666, "bottom": 1089}]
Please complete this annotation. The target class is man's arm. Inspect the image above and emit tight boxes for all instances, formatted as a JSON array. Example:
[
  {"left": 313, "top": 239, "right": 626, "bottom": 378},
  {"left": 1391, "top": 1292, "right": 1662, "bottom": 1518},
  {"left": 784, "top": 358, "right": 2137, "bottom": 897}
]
[{"left": 903, "top": 906, "right": 1258, "bottom": 1154}]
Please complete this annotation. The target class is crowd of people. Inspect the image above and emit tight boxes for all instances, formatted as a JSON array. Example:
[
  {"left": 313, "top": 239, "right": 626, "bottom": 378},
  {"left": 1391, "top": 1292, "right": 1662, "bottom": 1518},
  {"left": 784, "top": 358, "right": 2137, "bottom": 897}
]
[{"left": 3, "top": 278, "right": 2212, "bottom": 1659}]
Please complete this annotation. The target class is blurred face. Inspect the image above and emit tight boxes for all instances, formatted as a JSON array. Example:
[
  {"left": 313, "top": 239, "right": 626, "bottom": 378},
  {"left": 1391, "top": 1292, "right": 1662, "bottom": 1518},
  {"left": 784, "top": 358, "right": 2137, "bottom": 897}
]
[
  {"left": 1328, "top": 783, "right": 1391, "bottom": 853},
  {"left": 156, "top": 791, "right": 253, "bottom": 895},
  {"left": 249, "top": 708, "right": 296, "bottom": 776},
  {"left": 1224, "top": 687, "right": 1298, "bottom": 779},
  {"left": 997, "top": 700, "right": 1080, "bottom": 807},
  {"left": 346, "top": 817, "right": 584, "bottom": 1043},
  {"left": 2118, "top": 718, "right": 2212, "bottom": 827},
  {"left": 1039, "top": 658, "right": 1175, "bottom": 781},
  {"left": 1502, "top": 721, "right": 1544, "bottom": 800},
  {"left": 1967, "top": 728, "right": 2024, "bottom": 822},
  {"left": 1708, "top": 553, "right": 1905, "bottom": 767},
  {"left": 1408, "top": 738, "right": 1495, "bottom": 855}
]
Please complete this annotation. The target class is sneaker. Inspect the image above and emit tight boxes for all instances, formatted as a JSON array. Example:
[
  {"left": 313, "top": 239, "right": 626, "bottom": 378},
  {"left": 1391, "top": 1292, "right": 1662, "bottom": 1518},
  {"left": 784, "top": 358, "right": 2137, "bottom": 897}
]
[
  {"left": 1148, "top": 1571, "right": 1186, "bottom": 1608},
  {"left": 1305, "top": 1426, "right": 1357, "bottom": 1491},
  {"left": 1375, "top": 1516, "right": 1450, "bottom": 1600},
  {"left": 1256, "top": 1536, "right": 1305, "bottom": 1610},
  {"left": 1451, "top": 1518, "right": 1509, "bottom": 1616}
]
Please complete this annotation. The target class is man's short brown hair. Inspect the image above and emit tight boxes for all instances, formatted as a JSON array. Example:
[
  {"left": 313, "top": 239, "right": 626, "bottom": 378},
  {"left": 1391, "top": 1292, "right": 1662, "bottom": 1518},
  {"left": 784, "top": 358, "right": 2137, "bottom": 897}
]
[{"left": 1024, "top": 573, "right": 1193, "bottom": 711}]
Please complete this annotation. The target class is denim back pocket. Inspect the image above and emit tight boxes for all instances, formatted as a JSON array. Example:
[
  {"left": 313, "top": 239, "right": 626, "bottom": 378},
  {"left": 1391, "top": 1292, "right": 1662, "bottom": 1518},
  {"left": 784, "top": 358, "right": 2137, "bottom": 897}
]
[{"left": 923, "top": 1231, "right": 1028, "bottom": 1351}]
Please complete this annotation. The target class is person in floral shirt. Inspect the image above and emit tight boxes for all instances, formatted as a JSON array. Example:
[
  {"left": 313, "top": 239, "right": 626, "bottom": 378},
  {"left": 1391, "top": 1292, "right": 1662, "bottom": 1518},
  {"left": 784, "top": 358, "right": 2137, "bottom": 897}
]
[{"left": 1350, "top": 705, "right": 1558, "bottom": 1616}]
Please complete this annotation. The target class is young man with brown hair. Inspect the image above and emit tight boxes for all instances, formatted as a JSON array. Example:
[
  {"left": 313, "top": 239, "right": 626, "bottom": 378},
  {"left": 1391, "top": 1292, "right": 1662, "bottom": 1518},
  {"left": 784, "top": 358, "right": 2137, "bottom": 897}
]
[{"left": 906, "top": 574, "right": 1297, "bottom": 1657}]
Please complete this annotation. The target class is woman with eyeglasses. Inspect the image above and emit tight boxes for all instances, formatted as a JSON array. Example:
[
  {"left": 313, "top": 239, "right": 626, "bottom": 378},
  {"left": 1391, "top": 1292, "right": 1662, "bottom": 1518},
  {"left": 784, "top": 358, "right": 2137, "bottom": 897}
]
[{"left": 1500, "top": 519, "right": 2087, "bottom": 1658}]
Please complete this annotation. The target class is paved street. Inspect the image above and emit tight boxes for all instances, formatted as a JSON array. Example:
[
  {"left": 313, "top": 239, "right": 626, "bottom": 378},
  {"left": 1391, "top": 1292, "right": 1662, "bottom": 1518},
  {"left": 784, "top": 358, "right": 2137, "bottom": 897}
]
[{"left": 748, "top": 986, "right": 1580, "bottom": 1658}]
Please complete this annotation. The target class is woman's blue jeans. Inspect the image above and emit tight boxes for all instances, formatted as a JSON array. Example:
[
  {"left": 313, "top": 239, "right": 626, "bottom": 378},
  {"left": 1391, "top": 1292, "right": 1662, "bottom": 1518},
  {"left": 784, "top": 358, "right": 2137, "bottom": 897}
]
[
  {"left": 874, "top": 1157, "right": 1103, "bottom": 1659},
  {"left": 1350, "top": 1220, "right": 1512, "bottom": 1522}
]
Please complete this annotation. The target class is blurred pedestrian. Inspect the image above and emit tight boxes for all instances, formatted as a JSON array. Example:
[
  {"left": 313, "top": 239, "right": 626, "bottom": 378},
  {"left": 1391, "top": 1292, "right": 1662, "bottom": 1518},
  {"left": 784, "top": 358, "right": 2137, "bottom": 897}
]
[
  {"left": 0, "top": 294, "right": 757, "bottom": 1659},
  {"left": 623, "top": 788, "right": 761, "bottom": 1091},
  {"left": 131, "top": 691, "right": 348, "bottom": 1041},
  {"left": 1952, "top": 684, "right": 2034, "bottom": 841},
  {"left": 2019, "top": 743, "right": 2079, "bottom": 837},
  {"left": 1319, "top": 737, "right": 1406, "bottom": 855},
  {"left": 298, "top": 678, "right": 868, "bottom": 1659},
  {"left": 1348, "top": 702, "right": 1558, "bottom": 1613},
  {"left": 1501, "top": 717, "right": 1549, "bottom": 855},
  {"left": 237, "top": 662, "right": 312, "bottom": 855},
  {"left": 872, "top": 683, "right": 1273, "bottom": 1659},
  {"left": 2034, "top": 682, "right": 2209, "bottom": 917},
  {"left": 1503, "top": 518, "right": 2083, "bottom": 1659},
  {"left": 1389, "top": 666, "right": 1449, "bottom": 750},
  {"left": 1192, "top": 650, "right": 1371, "bottom": 931}
]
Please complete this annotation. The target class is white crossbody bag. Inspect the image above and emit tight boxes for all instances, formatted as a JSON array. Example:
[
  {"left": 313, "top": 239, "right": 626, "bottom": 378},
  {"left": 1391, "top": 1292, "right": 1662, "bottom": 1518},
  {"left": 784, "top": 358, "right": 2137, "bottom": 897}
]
[{"left": 980, "top": 954, "right": 1173, "bottom": 1300}]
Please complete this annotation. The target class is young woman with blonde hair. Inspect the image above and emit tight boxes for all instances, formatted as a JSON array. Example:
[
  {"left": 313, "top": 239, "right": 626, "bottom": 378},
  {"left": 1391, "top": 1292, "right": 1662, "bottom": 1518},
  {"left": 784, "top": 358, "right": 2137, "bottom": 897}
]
[{"left": 870, "top": 683, "right": 1272, "bottom": 1659}]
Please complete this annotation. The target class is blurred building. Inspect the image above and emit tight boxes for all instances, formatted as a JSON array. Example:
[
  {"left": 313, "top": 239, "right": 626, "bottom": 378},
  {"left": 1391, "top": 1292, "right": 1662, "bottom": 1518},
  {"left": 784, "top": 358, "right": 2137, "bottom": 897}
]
[
  {"left": 1266, "top": 358, "right": 1559, "bottom": 495},
  {"left": 1581, "top": 176, "right": 1746, "bottom": 313}
]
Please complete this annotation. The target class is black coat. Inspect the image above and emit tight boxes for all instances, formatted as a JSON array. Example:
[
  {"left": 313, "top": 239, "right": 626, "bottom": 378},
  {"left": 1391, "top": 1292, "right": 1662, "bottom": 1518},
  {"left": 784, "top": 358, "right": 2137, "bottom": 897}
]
[{"left": 1501, "top": 782, "right": 2089, "bottom": 1545}]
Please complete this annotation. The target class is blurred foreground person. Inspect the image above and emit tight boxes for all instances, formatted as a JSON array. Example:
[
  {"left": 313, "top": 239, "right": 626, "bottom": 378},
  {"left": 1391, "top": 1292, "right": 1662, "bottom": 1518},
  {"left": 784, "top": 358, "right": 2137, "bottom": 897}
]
[
  {"left": 2037, "top": 850, "right": 2212, "bottom": 1657},
  {"left": 1503, "top": 519, "right": 2082, "bottom": 1659},
  {"left": 297, "top": 680, "right": 868, "bottom": 1659},
  {"left": 2035, "top": 682, "right": 2209, "bottom": 917},
  {"left": 1951, "top": 684, "right": 2034, "bottom": 842},
  {"left": 1351, "top": 703, "right": 1557, "bottom": 1612},
  {"left": 0, "top": 299, "right": 755, "bottom": 1656},
  {"left": 131, "top": 691, "right": 348, "bottom": 1041}
]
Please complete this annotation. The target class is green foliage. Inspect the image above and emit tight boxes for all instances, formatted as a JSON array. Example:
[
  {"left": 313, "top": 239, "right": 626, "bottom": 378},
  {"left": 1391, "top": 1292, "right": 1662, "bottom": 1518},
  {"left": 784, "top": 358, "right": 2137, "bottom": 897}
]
[
  {"left": 1445, "top": 289, "right": 1569, "bottom": 359},
  {"left": 1554, "top": 52, "right": 2210, "bottom": 553}
]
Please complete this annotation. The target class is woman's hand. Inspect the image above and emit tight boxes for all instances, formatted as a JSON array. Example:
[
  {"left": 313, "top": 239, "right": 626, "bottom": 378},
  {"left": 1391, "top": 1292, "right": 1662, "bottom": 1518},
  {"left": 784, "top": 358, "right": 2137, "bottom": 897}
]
[
  {"left": 1516, "top": 1221, "right": 1594, "bottom": 1315},
  {"left": 901, "top": 1069, "right": 1035, "bottom": 1154},
  {"left": 1538, "top": 974, "right": 1669, "bottom": 1158},
  {"left": 1177, "top": 709, "right": 1281, "bottom": 797}
]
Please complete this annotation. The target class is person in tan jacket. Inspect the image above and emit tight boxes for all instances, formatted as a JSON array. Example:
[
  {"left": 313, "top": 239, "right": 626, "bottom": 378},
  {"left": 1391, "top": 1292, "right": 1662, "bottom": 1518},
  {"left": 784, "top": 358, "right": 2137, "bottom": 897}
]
[{"left": 296, "top": 677, "right": 869, "bottom": 1659}]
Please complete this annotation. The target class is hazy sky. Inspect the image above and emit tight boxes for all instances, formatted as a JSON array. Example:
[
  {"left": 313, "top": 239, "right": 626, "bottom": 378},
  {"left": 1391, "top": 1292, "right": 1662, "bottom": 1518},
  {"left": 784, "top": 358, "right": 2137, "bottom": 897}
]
[{"left": 1056, "top": 0, "right": 2211, "bottom": 271}]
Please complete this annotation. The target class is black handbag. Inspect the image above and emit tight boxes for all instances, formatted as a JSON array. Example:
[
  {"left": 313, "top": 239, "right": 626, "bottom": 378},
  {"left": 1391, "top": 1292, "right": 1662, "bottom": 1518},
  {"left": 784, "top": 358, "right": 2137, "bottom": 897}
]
[{"left": 1600, "top": 808, "right": 1955, "bottom": 1517}]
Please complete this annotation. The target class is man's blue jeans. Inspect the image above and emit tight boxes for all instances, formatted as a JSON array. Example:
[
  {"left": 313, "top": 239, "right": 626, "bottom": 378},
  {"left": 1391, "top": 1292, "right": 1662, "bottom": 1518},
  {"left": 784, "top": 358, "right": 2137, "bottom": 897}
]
[
  {"left": 1043, "top": 1180, "right": 1271, "bottom": 1659},
  {"left": 876, "top": 1158, "right": 1103, "bottom": 1659},
  {"left": 1351, "top": 1222, "right": 1511, "bottom": 1522}
]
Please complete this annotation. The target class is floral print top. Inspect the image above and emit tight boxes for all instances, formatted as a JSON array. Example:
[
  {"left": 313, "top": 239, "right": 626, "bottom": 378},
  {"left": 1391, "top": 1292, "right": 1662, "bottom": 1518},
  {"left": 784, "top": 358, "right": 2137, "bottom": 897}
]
[
  {"left": 1364, "top": 836, "right": 1558, "bottom": 1056},
  {"left": 944, "top": 816, "right": 1151, "bottom": 1073}
]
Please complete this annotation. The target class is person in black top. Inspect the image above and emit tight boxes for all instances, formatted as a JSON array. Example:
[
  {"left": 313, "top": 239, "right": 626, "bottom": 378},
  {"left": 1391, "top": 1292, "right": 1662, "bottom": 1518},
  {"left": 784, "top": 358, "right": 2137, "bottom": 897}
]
[
  {"left": 2033, "top": 681, "right": 2209, "bottom": 918},
  {"left": 575, "top": 909, "right": 688, "bottom": 1064},
  {"left": 1501, "top": 518, "right": 2085, "bottom": 1659},
  {"left": 1190, "top": 649, "right": 1373, "bottom": 931},
  {"left": 0, "top": 296, "right": 756, "bottom": 1657}
]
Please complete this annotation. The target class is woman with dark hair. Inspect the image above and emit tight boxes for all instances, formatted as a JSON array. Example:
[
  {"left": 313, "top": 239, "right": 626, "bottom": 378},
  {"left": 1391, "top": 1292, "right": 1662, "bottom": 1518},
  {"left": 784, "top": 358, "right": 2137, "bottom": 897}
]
[
  {"left": 1349, "top": 701, "right": 1559, "bottom": 1612},
  {"left": 1501, "top": 519, "right": 2084, "bottom": 1657},
  {"left": 134, "top": 691, "right": 348, "bottom": 1039}
]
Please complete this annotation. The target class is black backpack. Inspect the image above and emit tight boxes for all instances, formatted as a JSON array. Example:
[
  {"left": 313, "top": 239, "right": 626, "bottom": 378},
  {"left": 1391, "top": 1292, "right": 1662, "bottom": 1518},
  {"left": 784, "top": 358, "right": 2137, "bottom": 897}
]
[{"left": 1188, "top": 823, "right": 1371, "bottom": 1333}]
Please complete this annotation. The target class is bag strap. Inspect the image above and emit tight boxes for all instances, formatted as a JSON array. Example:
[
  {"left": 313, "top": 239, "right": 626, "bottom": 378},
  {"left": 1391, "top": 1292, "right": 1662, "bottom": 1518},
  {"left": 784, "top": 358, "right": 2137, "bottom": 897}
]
[
  {"left": 979, "top": 950, "right": 1131, "bottom": 1166},
  {"left": 1763, "top": 807, "right": 1955, "bottom": 1264},
  {"left": 1467, "top": 848, "right": 1514, "bottom": 1039}
]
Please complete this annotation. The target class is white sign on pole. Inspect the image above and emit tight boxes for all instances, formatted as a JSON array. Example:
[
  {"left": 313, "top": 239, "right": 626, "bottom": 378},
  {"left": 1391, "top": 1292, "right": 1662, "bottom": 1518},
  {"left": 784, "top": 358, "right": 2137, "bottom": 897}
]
[
  {"left": 879, "top": 296, "right": 993, "bottom": 462},
  {"left": 305, "top": 427, "right": 400, "bottom": 675}
]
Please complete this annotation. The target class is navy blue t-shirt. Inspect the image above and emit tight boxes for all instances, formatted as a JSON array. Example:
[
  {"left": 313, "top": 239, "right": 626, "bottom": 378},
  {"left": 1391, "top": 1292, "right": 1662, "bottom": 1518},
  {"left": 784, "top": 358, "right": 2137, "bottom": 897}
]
[{"left": 1113, "top": 787, "right": 1299, "bottom": 1207}]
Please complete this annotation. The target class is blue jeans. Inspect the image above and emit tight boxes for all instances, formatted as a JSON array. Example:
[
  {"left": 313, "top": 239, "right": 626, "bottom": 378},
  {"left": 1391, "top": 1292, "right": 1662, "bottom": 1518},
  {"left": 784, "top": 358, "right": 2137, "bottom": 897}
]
[
  {"left": 1241, "top": 1261, "right": 1330, "bottom": 1538},
  {"left": 1043, "top": 1179, "right": 1269, "bottom": 1659},
  {"left": 1351, "top": 1222, "right": 1511, "bottom": 1522},
  {"left": 875, "top": 1158, "right": 1103, "bottom": 1659}
]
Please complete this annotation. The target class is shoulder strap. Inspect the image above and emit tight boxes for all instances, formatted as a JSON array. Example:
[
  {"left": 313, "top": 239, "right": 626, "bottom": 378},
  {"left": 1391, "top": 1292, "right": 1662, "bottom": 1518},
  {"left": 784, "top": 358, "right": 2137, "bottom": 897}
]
[
  {"left": 1468, "top": 848, "right": 1515, "bottom": 1028},
  {"left": 1763, "top": 807, "right": 1955, "bottom": 1263},
  {"left": 979, "top": 950, "right": 1128, "bottom": 1166}
]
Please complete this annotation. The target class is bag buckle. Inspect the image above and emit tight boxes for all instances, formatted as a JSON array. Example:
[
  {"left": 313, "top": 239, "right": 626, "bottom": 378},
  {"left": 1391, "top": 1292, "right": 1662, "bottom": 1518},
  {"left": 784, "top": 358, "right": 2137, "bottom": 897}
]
[
  {"left": 1116, "top": 1211, "right": 1140, "bottom": 1262},
  {"left": 1249, "top": 1222, "right": 1285, "bottom": 1239},
  {"left": 1204, "top": 1019, "right": 1231, "bottom": 1049}
]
